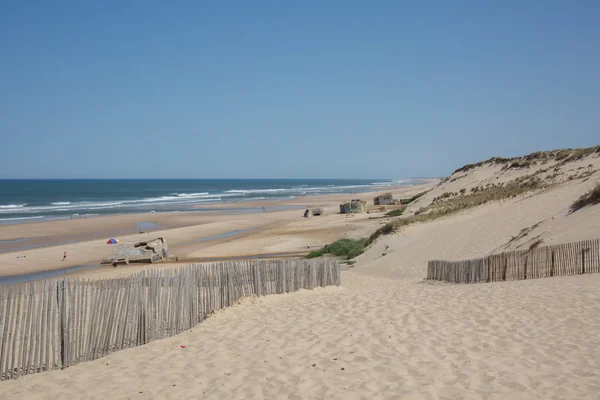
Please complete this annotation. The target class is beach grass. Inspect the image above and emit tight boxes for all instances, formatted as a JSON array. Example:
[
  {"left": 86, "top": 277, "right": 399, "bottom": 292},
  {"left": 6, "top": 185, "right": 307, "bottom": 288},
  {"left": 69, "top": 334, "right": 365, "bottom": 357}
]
[
  {"left": 307, "top": 221, "right": 398, "bottom": 260},
  {"left": 571, "top": 183, "right": 600, "bottom": 212},
  {"left": 402, "top": 190, "right": 428, "bottom": 205},
  {"left": 385, "top": 208, "right": 405, "bottom": 217},
  {"left": 306, "top": 238, "right": 366, "bottom": 260}
]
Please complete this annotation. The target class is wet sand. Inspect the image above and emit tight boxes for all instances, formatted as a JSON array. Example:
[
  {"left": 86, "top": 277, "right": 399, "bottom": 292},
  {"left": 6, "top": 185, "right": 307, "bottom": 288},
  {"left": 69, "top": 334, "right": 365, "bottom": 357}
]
[{"left": 0, "top": 183, "right": 436, "bottom": 279}]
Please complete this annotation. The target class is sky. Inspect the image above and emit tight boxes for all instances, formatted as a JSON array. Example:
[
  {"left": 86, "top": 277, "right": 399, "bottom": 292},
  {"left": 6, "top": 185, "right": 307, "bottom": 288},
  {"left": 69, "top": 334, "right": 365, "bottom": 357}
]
[{"left": 1, "top": 1, "right": 599, "bottom": 179}]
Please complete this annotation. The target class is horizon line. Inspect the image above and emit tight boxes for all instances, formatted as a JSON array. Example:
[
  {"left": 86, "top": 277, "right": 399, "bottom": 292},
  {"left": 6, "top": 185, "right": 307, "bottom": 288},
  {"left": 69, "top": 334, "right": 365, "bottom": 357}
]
[{"left": 0, "top": 177, "right": 441, "bottom": 181}]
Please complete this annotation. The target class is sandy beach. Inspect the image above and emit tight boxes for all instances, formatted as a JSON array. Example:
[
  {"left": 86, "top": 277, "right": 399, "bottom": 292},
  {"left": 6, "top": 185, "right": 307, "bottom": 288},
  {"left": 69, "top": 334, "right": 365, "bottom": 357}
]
[
  {"left": 1, "top": 150, "right": 600, "bottom": 399},
  {"left": 0, "top": 183, "right": 434, "bottom": 279},
  {"left": 5, "top": 0, "right": 600, "bottom": 397},
  {"left": 2, "top": 272, "right": 600, "bottom": 399}
]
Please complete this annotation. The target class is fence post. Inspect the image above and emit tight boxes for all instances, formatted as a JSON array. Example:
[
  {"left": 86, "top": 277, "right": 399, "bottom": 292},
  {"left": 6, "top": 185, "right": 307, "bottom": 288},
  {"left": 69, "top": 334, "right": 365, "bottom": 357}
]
[
  {"left": 502, "top": 257, "right": 508, "bottom": 281},
  {"left": 139, "top": 274, "right": 147, "bottom": 345},
  {"left": 582, "top": 249, "right": 586, "bottom": 274},
  {"left": 523, "top": 255, "right": 528, "bottom": 280},
  {"left": 550, "top": 250, "right": 555, "bottom": 277},
  {"left": 56, "top": 280, "right": 66, "bottom": 370}
]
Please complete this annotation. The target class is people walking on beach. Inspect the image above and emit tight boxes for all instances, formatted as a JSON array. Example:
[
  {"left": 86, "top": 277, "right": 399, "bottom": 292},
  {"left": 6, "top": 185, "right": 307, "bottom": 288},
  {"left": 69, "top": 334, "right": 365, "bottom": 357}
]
[{"left": 62, "top": 251, "right": 67, "bottom": 262}]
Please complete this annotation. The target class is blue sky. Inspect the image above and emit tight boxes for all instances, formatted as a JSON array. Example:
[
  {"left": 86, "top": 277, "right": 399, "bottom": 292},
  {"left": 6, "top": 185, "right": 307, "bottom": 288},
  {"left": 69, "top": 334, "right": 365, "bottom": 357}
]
[{"left": 1, "top": 1, "right": 599, "bottom": 179}]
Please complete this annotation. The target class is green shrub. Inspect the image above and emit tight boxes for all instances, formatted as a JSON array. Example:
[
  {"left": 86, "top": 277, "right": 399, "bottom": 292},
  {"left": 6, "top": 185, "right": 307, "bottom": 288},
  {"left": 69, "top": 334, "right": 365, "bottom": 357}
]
[
  {"left": 306, "top": 238, "right": 366, "bottom": 260},
  {"left": 307, "top": 221, "right": 401, "bottom": 260},
  {"left": 385, "top": 208, "right": 405, "bottom": 217},
  {"left": 306, "top": 249, "right": 327, "bottom": 258}
]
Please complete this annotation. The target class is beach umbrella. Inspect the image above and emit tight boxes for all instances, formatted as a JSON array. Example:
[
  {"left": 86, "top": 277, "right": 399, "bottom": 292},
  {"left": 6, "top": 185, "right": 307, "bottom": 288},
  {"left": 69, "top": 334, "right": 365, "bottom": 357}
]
[{"left": 106, "top": 238, "right": 119, "bottom": 244}]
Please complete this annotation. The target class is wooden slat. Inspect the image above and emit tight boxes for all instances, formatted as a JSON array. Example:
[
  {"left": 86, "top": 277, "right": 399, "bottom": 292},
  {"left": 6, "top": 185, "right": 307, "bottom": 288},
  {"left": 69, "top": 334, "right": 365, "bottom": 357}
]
[
  {"left": 73, "top": 279, "right": 81, "bottom": 364},
  {"left": 127, "top": 276, "right": 136, "bottom": 348},
  {"left": 118, "top": 275, "right": 131, "bottom": 351},
  {"left": 0, "top": 259, "right": 340, "bottom": 379},
  {"left": 8, "top": 285, "right": 23, "bottom": 379},
  {"left": 24, "top": 282, "right": 35, "bottom": 376},
  {"left": 101, "top": 278, "right": 118, "bottom": 357},
  {"left": 78, "top": 279, "right": 88, "bottom": 364},
  {"left": 18, "top": 283, "right": 34, "bottom": 377},
  {"left": 90, "top": 280, "right": 107, "bottom": 360},
  {"left": 32, "top": 282, "right": 43, "bottom": 374},
  {"left": 85, "top": 280, "right": 98, "bottom": 361},
  {"left": 427, "top": 239, "right": 600, "bottom": 284}
]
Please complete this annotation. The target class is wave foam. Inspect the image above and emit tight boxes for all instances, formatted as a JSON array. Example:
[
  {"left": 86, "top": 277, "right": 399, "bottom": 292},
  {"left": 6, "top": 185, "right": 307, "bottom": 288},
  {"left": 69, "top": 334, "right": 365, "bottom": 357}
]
[
  {"left": 0, "top": 204, "right": 25, "bottom": 209},
  {"left": 0, "top": 216, "right": 45, "bottom": 221},
  {"left": 0, "top": 181, "right": 413, "bottom": 218}
]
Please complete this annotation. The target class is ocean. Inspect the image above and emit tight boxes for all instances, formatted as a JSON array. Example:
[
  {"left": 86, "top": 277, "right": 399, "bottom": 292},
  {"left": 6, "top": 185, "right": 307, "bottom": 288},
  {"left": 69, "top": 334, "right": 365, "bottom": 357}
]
[{"left": 0, "top": 179, "right": 422, "bottom": 224}]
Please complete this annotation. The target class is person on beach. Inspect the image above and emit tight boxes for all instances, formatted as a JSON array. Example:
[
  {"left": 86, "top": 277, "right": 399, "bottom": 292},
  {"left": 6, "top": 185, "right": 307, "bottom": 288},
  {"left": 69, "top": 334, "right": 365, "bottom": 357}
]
[{"left": 62, "top": 251, "right": 67, "bottom": 262}]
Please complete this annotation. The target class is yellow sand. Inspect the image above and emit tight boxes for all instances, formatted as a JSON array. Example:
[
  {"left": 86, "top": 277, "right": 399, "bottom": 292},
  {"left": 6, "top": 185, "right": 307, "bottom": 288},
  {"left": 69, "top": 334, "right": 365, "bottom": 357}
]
[{"left": 1, "top": 156, "right": 600, "bottom": 398}]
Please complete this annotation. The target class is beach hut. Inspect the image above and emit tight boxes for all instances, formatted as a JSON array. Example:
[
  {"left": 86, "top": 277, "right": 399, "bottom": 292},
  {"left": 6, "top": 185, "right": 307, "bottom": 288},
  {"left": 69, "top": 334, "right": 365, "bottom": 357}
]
[{"left": 106, "top": 238, "right": 119, "bottom": 244}]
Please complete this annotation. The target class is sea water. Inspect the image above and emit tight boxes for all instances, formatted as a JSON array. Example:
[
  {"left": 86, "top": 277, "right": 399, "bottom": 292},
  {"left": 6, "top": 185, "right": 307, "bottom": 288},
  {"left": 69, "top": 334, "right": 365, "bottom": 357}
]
[{"left": 0, "top": 178, "right": 422, "bottom": 224}]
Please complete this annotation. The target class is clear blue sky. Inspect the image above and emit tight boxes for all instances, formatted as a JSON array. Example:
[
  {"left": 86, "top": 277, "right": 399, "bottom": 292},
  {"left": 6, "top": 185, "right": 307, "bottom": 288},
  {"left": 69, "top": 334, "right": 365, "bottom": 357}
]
[{"left": 1, "top": 1, "right": 599, "bottom": 179}]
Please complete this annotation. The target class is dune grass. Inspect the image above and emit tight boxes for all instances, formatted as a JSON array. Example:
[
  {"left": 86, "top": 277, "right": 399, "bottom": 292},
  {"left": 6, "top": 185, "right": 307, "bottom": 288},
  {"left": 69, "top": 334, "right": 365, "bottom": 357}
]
[
  {"left": 306, "top": 238, "right": 367, "bottom": 260},
  {"left": 306, "top": 161, "right": 581, "bottom": 261},
  {"left": 571, "top": 183, "right": 600, "bottom": 212},
  {"left": 305, "top": 212, "right": 434, "bottom": 261},
  {"left": 452, "top": 145, "right": 600, "bottom": 175},
  {"left": 384, "top": 208, "right": 405, "bottom": 217},
  {"left": 424, "top": 174, "right": 548, "bottom": 216},
  {"left": 306, "top": 221, "right": 399, "bottom": 260},
  {"left": 401, "top": 190, "right": 428, "bottom": 205}
]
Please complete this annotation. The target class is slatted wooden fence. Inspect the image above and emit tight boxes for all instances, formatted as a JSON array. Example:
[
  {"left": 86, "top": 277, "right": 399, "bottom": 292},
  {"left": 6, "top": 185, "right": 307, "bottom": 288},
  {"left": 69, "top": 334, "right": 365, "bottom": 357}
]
[
  {"left": 0, "top": 259, "right": 340, "bottom": 380},
  {"left": 428, "top": 238, "right": 600, "bottom": 284}
]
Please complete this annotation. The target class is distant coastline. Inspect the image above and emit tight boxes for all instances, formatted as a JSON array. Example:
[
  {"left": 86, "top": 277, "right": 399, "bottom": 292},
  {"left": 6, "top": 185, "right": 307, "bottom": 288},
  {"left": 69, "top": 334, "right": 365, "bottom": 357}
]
[{"left": 0, "top": 178, "right": 428, "bottom": 224}]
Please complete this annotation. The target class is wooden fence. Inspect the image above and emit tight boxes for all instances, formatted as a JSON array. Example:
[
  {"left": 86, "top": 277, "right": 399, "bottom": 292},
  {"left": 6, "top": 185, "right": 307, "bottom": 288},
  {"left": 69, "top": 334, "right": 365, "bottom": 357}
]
[
  {"left": 0, "top": 259, "right": 340, "bottom": 380},
  {"left": 428, "top": 238, "right": 600, "bottom": 284}
]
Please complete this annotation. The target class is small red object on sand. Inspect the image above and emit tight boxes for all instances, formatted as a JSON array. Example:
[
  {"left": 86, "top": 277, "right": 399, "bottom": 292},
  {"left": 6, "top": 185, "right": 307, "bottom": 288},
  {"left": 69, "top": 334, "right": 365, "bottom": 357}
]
[{"left": 180, "top": 345, "right": 186, "bottom": 349}]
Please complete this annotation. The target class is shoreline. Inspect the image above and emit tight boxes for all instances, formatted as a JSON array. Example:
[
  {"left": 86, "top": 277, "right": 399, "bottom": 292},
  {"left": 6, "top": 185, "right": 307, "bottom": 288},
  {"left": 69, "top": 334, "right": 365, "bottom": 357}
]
[
  {"left": 0, "top": 181, "right": 438, "bottom": 280},
  {"left": 0, "top": 203, "right": 306, "bottom": 227},
  {"left": 0, "top": 179, "right": 436, "bottom": 226}
]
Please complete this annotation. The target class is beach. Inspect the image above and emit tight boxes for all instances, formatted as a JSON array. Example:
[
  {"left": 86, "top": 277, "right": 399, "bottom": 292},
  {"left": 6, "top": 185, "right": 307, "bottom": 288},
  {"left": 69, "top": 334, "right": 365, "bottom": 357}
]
[
  {"left": 2, "top": 272, "right": 600, "bottom": 399},
  {"left": 4, "top": 0, "right": 600, "bottom": 397},
  {"left": 1, "top": 150, "right": 600, "bottom": 399},
  {"left": 0, "top": 182, "right": 435, "bottom": 280}
]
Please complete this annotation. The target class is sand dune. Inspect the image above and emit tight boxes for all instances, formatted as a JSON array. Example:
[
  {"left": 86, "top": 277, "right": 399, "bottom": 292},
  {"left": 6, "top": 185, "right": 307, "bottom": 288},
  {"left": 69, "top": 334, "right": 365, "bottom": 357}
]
[{"left": 1, "top": 150, "right": 600, "bottom": 398}]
